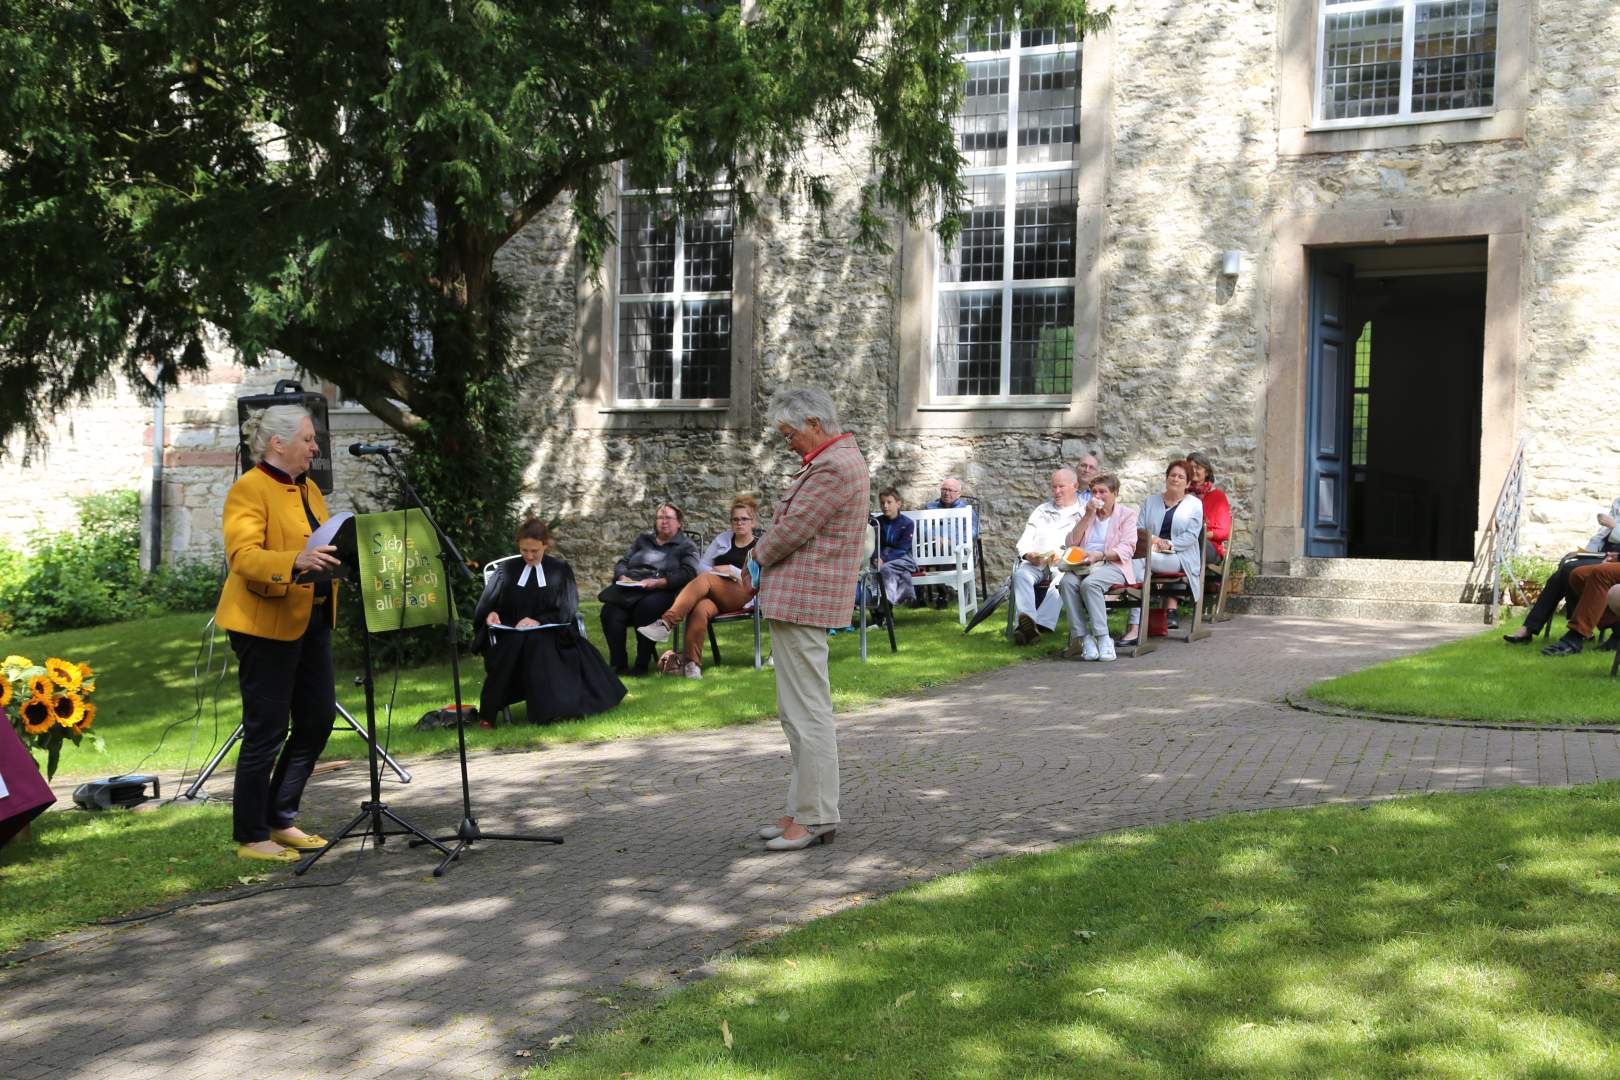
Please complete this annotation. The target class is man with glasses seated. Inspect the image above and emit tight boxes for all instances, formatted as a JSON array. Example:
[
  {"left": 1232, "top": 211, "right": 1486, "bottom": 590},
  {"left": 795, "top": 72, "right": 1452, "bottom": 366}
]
[{"left": 921, "top": 476, "right": 981, "bottom": 609}]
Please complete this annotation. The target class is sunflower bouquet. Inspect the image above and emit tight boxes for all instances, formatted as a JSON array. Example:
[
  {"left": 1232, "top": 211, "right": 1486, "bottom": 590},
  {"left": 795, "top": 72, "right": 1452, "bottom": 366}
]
[{"left": 3, "top": 653, "right": 104, "bottom": 780}]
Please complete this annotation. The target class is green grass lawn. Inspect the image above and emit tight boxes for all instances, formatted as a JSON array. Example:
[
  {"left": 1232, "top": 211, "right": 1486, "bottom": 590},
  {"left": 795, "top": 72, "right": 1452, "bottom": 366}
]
[
  {"left": 0, "top": 802, "right": 276, "bottom": 954},
  {"left": 1308, "top": 613, "right": 1619, "bottom": 726},
  {"left": 8, "top": 603, "right": 1059, "bottom": 780},
  {"left": 532, "top": 783, "right": 1620, "bottom": 1079}
]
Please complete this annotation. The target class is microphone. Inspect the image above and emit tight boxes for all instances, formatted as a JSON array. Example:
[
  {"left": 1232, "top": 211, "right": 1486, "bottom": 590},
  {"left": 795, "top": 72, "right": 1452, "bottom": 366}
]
[{"left": 348, "top": 442, "right": 394, "bottom": 457}]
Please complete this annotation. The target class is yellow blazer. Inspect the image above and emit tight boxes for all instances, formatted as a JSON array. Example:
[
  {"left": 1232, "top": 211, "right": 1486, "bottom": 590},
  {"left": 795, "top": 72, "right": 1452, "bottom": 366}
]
[{"left": 214, "top": 466, "right": 339, "bottom": 641}]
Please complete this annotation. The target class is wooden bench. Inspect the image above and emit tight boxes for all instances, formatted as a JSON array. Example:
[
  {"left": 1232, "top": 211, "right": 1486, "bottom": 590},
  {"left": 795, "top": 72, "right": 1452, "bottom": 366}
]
[
  {"left": 899, "top": 506, "right": 978, "bottom": 625},
  {"left": 1102, "top": 528, "right": 1213, "bottom": 658}
]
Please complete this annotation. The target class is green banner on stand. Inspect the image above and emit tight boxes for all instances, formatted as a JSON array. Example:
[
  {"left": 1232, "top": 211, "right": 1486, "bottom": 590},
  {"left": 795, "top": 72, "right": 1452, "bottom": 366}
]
[{"left": 354, "top": 509, "right": 448, "bottom": 633}]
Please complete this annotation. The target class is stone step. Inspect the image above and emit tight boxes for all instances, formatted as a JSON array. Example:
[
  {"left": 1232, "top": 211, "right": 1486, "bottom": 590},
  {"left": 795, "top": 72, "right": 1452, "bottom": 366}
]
[
  {"left": 1283, "top": 557, "right": 1477, "bottom": 583},
  {"left": 1226, "top": 592, "right": 1492, "bottom": 625},
  {"left": 1245, "top": 576, "right": 1486, "bottom": 604}
]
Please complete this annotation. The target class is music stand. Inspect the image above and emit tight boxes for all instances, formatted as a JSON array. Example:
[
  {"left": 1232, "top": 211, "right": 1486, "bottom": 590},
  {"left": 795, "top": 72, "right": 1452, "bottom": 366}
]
[
  {"left": 296, "top": 524, "right": 451, "bottom": 875},
  {"left": 370, "top": 449, "right": 563, "bottom": 877}
]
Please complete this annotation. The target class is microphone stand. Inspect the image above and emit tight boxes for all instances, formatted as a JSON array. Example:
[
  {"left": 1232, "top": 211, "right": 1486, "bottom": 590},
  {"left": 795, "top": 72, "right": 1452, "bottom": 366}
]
[{"left": 373, "top": 448, "right": 563, "bottom": 877}]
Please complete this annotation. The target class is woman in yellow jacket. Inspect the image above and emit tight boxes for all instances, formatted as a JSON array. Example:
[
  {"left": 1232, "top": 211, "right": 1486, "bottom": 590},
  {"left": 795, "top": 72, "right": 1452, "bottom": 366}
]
[{"left": 215, "top": 405, "right": 342, "bottom": 863}]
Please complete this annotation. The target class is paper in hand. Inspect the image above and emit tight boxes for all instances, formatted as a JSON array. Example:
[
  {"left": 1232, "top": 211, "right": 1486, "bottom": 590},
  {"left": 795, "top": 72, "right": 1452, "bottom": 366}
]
[{"left": 295, "top": 512, "right": 354, "bottom": 583}]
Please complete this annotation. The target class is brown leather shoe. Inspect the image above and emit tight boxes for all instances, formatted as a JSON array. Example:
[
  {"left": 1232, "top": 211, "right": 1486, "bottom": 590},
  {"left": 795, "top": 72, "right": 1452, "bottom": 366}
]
[{"left": 1013, "top": 614, "right": 1040, "bottom": 646}]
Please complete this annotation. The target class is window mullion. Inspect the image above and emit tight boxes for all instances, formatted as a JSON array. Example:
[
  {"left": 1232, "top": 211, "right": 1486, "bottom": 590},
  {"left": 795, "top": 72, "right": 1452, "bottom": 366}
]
[
  {"left": 1398, "top": 0, "right": 1417, "bottom": 119},
  {"left": 1000, "top": 39, "right": 1019, "bottom": 399},
  {"left": 671, "top": 205, "right": 686, "bottom": 401}
]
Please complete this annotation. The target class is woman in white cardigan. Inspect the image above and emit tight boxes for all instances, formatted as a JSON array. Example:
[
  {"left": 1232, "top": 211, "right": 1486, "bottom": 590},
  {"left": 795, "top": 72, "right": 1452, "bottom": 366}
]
[{"left": 1121, "top": 459, "right": 1205, "bottom": 647}]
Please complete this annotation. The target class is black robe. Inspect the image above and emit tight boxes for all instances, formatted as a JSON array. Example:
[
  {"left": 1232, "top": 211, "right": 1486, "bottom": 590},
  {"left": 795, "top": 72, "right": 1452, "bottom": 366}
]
[{"left": 472, "top": 554, "right": 626, "bottom": 723}]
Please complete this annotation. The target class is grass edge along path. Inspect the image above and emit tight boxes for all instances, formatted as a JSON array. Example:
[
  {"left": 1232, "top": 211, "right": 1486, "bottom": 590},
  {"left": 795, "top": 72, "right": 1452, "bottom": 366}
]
[
  {"left": 6, "top": 605, "right": 1067, "bottom": 780},
  {"left": 530, "top": 783, "right": 1620, "bottom": 1079},
  {"left": 0, "top": 803, "right": 276, "bottom": 956},
  {"left": 1307, "top": 613, "right": 1619, "bottom": 726}
]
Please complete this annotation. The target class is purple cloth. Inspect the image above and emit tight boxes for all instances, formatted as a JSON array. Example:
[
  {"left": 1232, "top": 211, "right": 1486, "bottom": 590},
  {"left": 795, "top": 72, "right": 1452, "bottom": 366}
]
[{"left": 0, "top": 717, "right": 55, "bottom": 847}]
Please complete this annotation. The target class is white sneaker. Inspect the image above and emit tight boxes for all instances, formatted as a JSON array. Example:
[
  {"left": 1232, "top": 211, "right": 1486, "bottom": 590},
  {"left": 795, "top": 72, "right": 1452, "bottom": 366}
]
[
  {"left": 637, "top": 620, "right": 672, "bottom": 643},
  {"left": 1082, "top": 635, "right": 1100, "bottom": 661},
  {"left": 682, "top": 661, "right": 703, "bottom": 680},
  {"left": 1097, "top": 636, "right": 1117, "bottom": 662}
]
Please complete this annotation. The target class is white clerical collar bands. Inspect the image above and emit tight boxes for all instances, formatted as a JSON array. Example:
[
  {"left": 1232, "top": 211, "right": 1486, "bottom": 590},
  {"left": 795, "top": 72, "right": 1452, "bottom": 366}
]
[{"left": 517, "top": 562, "right": 546, "bottom": 589}]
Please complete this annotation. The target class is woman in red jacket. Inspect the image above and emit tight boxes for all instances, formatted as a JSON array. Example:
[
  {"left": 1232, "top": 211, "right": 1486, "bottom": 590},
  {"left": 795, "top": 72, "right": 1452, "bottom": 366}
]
[{"left": 1186, "top": 451, "right": 1231, "bottom": 566}]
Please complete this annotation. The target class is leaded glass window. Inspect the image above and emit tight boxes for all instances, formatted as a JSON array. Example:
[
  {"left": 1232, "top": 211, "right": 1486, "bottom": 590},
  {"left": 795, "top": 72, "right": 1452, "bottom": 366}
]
[
  {"left": 936, "top": 23, "right": 1080, "bottom": 400},
  {"left": 616, "top": 170, "right": 733, "bottom": 402},
  {"left": 1318, "top": 1, "right": 1498, "bottom": 124}
]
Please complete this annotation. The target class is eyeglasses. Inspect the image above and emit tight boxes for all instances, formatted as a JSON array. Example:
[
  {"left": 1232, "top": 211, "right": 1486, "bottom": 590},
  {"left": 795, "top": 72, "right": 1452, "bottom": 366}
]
[{"left": 730, "top": 516, "right": 752, "bottom": 523}]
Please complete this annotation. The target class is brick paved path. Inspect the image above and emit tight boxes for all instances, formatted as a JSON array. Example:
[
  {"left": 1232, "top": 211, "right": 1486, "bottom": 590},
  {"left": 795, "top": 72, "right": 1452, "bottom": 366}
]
[{"left": 6, "top": 615, "right": 1620, "bottom": 1080}]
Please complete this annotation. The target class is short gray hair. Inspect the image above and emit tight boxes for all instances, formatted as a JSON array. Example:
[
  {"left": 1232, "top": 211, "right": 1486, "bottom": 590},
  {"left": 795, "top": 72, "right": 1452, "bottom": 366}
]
[
  {"left": 242, "top": 404, "right": 312, "bottom": 461},
  {"left": 767, "top": 386, "right": 842, "bottom": 435},
  {"left": 1052, "top": 467, "right": 1077, "bottom": 486}
]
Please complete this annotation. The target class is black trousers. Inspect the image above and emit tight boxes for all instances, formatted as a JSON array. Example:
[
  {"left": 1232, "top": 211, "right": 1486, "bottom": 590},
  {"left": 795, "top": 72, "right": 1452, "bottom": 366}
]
[
  {"left": 228, "top": 611, "right": 337, "bottom": 843},
  {"left": 1524, "top": 554, "right": 1606, "bottom": 634},
  {"left": 599, "top": 590, "right": 678, "bottom": 673}
]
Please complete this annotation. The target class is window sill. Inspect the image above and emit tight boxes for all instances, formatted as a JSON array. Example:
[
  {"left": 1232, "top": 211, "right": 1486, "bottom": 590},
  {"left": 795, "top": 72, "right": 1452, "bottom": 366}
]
[
  {"left": 1306, "top": 107, "right": 1494, "bottom": 133},
  {"left": 919, "top": 398, "right": 1071, "bottom": 412},
  {"left": 599, "top": 402, "right": 730, "bottom": 413},
  {"left": 1281, "top": 107, "right": 1523, "bottom": 156}
]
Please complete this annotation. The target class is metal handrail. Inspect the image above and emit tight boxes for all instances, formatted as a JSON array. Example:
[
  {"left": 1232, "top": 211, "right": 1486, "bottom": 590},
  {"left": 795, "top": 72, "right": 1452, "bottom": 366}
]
[{"left": 1476, "top": 437, "right": 1528, "bottom": 623}]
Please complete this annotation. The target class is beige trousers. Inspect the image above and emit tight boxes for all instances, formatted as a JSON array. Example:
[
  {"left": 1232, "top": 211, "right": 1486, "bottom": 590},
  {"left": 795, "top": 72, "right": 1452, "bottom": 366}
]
[{"left": 768, "top": 619, "right": 840, "bottom": 826}]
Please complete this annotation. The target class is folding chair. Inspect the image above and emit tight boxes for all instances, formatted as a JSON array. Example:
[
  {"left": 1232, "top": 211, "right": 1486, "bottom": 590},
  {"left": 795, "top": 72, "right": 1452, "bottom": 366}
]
[
  {"left": 1205, "top": 529, "right": 1237, "bottom": 624},
  {"left": 1107, "top": 528, "right": 1212, "bottom": 658},
  {"left": 858, "top": 515, "right": 898, "bottom": 660}
]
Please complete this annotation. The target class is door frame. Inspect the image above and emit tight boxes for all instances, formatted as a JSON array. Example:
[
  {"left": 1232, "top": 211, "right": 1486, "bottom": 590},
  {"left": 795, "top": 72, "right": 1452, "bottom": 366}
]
[{"left": 1259, "top": 198, "right": 1524, "bottom": 571}]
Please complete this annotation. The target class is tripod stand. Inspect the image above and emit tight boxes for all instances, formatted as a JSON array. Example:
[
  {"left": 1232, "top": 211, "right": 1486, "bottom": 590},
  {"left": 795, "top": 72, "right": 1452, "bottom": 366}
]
[
  {"left": 372, "top": 449, "right": 563, "bottom": 876},
  {"left": 296, "top": 544, "right": 451, "bottom": 875},
  {"left": 183, "top": 700, "right": 411, "bottom": 801}
]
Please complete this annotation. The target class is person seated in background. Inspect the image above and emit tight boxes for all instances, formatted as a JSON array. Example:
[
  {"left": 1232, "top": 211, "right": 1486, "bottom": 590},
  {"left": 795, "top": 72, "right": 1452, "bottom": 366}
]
[
  {"left": 1185, "top": 451, "right": 1231, "bottom": 571},
  {"left": 474, "top": 519, "right": 625, "bottom": 722},
  {"left": 1058, "top": 473, "right": 1138, "bottom": 662},
  {"left": 638, "top": 494, "right": 761, "bottom": 679},
  {"left": 870, "top": 487, "right": 918, "bottom": 613},
  {"left": 922, "top": 476, "right": 979, "bottom": 609},
  {"left": 1074, "top": 453, "right": 1100, "bottom": 507},
  {"left": 1012, "top": 468, "right": 1086, "bottom": 645},
  {"left": 1541, "top": 555, "right": 1620, "bottom": 656},
  {"left": 1504, "top": 494, "right": 1620, "bottom": 645},
  {"left": 1121, "top": 459, "right": 1204, "bottom": 649},
  {"left": 598, "top": 503, "right": 701, "bottom": 676}
]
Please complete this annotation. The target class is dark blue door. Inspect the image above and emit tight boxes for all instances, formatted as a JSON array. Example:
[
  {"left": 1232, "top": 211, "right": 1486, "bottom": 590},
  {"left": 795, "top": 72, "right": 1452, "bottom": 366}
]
[{"left": 1304, "top": 258, "right": 1352, "bottom": 557}]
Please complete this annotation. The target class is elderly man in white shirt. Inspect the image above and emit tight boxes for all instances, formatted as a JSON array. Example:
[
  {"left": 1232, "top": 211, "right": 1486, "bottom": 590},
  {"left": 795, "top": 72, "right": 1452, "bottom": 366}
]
[{"left": 1011, "top": 468, "right": 1086, "bottom": 645}]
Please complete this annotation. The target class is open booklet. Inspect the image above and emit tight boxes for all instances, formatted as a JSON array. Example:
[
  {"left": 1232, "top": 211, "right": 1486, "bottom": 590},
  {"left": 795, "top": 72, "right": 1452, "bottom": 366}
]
[
  {"left": 293, "top": 512, "right": 355, "bottom": 584},
  {"left": 490, "top": 621, "right": 571, "bottom": 632}
]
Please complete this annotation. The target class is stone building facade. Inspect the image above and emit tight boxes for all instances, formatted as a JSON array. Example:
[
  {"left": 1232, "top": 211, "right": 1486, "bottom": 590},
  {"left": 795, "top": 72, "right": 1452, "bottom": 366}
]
[{"left": 4, "top": 0, "right": 1616, "bottom": 588}]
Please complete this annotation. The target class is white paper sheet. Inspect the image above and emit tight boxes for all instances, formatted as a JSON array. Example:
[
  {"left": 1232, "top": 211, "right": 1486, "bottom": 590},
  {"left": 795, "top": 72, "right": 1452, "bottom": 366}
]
[
  {"left": 491, "top": 621, "right": 571, "bottom": 632},
  {"left": 305, "top": 512, "right": 354, "bottom": 554}
]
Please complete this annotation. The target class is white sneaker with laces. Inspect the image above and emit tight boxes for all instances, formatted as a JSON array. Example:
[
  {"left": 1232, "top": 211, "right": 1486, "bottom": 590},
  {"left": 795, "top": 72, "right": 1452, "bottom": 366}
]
[
  {"left": 1082, "top": 635, "right": 1101, "bottom": 661},
  {"left": 637, "top": 620, "right": 672, "bottom": 643},
  {"left": 682, "top": 661, "right": 703, "bottom": 679},
  {"left": 1097, "top": 636, "right": 1117, "bottom": 662}
]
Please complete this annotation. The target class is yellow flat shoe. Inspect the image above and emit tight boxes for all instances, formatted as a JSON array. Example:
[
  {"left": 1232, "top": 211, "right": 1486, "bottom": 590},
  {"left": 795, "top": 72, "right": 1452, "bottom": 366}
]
[
  {"left": 237, "top": 844, "right": 301, "bottom": 863},
  {"left": 269, "top": 831, "right": 327, "bottom": 850}
]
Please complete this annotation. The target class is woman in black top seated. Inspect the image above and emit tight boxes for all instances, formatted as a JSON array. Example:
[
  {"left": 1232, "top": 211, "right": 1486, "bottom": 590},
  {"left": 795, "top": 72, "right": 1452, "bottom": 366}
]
[
  {"left": 637, "top": 495, "right": 760, "bottom": 679},
  {"left": 474, "top": 519, "right": 625, "bottom": 723},
  {"left": 599, "top": 502, "right": 702, "bottom": 675}
]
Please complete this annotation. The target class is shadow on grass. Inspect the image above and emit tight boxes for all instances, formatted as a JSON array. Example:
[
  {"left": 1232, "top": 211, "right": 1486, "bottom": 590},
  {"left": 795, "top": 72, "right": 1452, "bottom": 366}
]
[{"left": 532, "top": 784, "right": 1620, "bottom": 1079}]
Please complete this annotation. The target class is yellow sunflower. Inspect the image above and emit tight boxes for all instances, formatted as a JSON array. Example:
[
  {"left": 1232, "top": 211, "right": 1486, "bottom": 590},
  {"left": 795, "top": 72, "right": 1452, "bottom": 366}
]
[
  {"left": 77, "top": 661, "right": 94, "bottom": 681},
  {"left": 27, "top": 674, "right": 52, "bottom": 699},
  {"left": 74, "top": 701, "right": 96, "bottom": 734},
  {"left": 0, "top": 675, "right": 11, "bottom": 708},
  {"left": 20, "top": 694, "right": 54, "bottom": 734},
  {"left": 46, "top": 657, "right": 82, "bottom": 690},
  {"left": 51, "top": 692, "right": 84, "bottom": 728}
]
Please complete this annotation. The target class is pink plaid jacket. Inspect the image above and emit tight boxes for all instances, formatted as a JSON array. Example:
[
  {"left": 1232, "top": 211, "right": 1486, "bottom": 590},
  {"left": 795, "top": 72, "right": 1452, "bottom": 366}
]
[{"left": 755, "top": 436, "right": 870, "bottom": 627}]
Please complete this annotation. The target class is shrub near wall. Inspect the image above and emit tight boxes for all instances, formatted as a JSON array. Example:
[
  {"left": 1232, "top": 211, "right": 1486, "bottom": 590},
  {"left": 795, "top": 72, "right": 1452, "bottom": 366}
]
[{"left": 0, "top": 491, "right": 222, "bottom": 636}]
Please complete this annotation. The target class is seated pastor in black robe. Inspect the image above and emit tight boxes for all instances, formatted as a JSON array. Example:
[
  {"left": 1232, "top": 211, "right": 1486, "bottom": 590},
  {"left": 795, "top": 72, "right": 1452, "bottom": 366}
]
[{"left": 472, "top": 554, "right": 626, "bottom": 723}]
